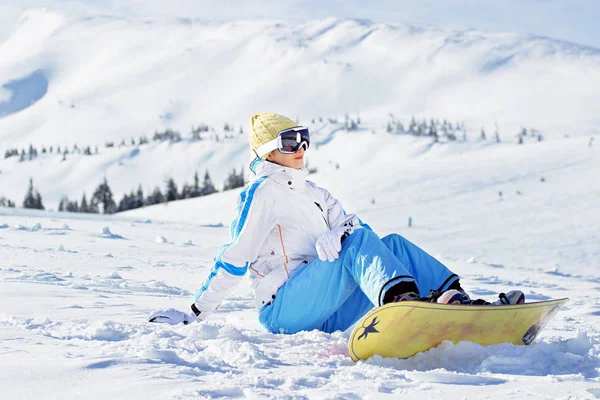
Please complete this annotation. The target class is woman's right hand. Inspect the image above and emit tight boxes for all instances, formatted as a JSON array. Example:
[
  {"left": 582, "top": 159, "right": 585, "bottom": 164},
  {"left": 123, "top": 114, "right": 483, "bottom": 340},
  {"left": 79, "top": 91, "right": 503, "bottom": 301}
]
[{"left": 315, "top": 226, "right": 348, "bottom": 262}]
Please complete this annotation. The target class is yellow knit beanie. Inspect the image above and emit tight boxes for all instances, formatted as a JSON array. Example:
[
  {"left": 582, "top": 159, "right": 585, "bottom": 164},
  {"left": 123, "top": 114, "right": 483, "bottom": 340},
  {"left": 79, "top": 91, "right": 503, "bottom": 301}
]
[{"left": 249, "top": 112, "right": 297, "bottom": 158}]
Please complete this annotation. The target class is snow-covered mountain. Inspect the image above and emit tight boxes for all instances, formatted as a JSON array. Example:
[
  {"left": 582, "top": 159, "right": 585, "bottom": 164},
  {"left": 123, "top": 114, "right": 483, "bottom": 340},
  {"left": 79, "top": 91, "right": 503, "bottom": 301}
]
[
  {"left": 1, "top": 9, "right": 599, "bottom": 210},
  {"left": 1, "top": 8, "right": 599, "bottom": 151}
]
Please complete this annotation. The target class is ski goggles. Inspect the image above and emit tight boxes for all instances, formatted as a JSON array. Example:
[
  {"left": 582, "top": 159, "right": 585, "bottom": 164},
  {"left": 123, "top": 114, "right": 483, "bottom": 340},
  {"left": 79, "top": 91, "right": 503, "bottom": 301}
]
[{"left": 255, "top": 126, "right": 310, "bottom": 158}]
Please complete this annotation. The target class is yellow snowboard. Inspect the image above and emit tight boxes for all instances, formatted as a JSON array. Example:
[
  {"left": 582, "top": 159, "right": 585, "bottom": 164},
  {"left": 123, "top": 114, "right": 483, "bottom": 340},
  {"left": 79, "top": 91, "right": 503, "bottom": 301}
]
[{"left": 349, "top": 298, "right": 568, "bottom": 362}]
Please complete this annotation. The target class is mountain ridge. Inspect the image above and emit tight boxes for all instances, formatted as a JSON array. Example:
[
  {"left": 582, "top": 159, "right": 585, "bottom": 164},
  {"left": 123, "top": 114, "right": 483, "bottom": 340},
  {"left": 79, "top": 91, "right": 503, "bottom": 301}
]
[{"left": 1, "top": 9, "right": 598, "bottom": 150}]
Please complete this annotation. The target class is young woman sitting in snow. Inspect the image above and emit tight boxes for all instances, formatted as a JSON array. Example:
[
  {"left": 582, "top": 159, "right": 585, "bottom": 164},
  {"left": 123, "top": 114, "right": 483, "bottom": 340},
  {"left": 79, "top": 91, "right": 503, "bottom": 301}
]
[{"left": 148, "top": 112, "right": 524, "bottom": 332}]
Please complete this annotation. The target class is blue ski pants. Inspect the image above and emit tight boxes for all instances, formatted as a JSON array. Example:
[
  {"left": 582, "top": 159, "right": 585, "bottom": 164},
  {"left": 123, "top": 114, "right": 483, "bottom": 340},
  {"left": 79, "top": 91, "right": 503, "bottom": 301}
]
[{"left": 258, "top": 228, "right": 458, "bottom": 334}]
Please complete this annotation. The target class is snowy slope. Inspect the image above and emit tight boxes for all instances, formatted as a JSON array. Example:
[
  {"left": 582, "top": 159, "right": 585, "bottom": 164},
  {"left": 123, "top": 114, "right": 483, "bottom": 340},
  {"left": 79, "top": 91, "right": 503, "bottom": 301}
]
[
  {"left": 1, "top": 9, "right": 599, "bottom": 152},
  {"left": 2, "top": 10, "right": 600, "bottom": 210},
  {"left": 1, "top": 130, "right": 599, "bottom": 398},
  {"left": 124, "top": 132, "right": 600, "bottom": 278},
  {"left": 2, "top": 140, "right": 599, "bottom": 398}
]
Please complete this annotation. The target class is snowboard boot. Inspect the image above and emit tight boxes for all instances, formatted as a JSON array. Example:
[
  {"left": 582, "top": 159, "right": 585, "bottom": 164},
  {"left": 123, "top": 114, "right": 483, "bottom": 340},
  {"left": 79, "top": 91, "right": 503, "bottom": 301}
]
[
  {"left": 436, "top": 289, "right": 492, "bottom": 305},
  {"left": 491, "top": 290, "right": 525, "bottom": 305},
  {"left": 391, "top": 291, "right": 421, "bottom": 302},
  {"left": 382, "top": 280, "right": 422, "bottom": 304},
  {"left": 436, "top": 289, "right": 471, "bottom": 305}
]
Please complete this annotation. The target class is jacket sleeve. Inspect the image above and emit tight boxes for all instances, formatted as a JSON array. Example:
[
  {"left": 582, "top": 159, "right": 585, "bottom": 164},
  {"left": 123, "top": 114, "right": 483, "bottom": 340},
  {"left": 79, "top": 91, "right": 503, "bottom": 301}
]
[
  {"left": 321, "top": 187, "right": 372, "bottom": 233},
  {"left": 193, "top": 180, "right": 276, "bottom": 313}
]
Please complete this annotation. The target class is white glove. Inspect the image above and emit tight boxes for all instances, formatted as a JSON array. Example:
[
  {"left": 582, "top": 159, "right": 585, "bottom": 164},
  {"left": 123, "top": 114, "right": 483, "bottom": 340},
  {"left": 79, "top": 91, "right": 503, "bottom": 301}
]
[
  {"left": 147, "top": 308, "right": 199, "bottom": 325},
  {"left": 315, "top": 226, "right": 348, "bottom": 262}
]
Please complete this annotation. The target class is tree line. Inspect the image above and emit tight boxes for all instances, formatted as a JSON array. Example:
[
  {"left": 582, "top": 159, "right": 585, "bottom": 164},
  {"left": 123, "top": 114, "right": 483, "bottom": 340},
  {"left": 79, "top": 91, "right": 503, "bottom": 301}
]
[
  {"left": 4, "top": 114, "right": 545, "bottom": 163},
  {"left": 59, "top": 168, "right": 245, "bottom": 214},
  {"left": 0, "top": 167, "right": 246, "bottom": 214},
  {"left": 385, "top": 115, "right": 542, "bottom": 143},
  {"left": 3, "top": 123, "right": 245, "bottom": 162}
]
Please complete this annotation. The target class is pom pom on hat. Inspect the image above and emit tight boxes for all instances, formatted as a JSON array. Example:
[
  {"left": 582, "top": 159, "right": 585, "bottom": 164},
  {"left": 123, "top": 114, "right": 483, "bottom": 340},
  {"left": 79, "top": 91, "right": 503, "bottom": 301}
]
[{"left": 249, "top": 112, "right": 297, "bottom": 158}]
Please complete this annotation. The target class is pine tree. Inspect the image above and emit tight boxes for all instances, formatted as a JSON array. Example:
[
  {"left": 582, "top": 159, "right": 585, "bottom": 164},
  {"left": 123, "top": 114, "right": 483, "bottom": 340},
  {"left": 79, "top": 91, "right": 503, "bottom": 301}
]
[
  {"left": 201, "top": 170, "right": 217, "bottom": 196},
  {"left": 23, "top": 178, "right": 44, "bottom": 209},
  {"left": 428, "top": 121, "right": 437, "bottom": 137},
  {"left": 180, "top": 182, "right": 192, "bottom": 199},
  {"left": 35, "top": 192, "right": 44, "bottom": 209},
  {"left": 134, "top": 185, "right": 144, "bottom": 209},
  {"left": 117, "top": 192, "right": 133, "bottom": 212},
  {"left": 164, "top": 177, "right": 179, "bottom": 203},
  {"left": 92, "top": 177, "right": 116, "bottom": 214},
  {"left": 88, "top": 199, "right": 99, "bottom": 214},
  {"left": 194, "top": 171, "right": 200, "bottom": 191},
  {"left": 66, "top": 199, "right": 78, "bottom": 212},
  {"left": 1, "top": 196, "right": 15, "bottom": 207},
  {"left": 417, "top": 120, "right": 426, "bottom": 136},
  {"left": 188, "top": 171, "right": 202, "bottom": 198},
  {"left": 223, "top": 168, "right": 245, "bottom": 191},
  {"left": 146, "top": 187, "right": 164, "bottom": 205},
  {"left": 80, "top": 193, "right": 89, "bottom": 213},
  {"left": 58, "top": 196, "right": 68, "bottom": 211},
  {"left": 408, "top": 116, "right": 417, "bottom": 135}
]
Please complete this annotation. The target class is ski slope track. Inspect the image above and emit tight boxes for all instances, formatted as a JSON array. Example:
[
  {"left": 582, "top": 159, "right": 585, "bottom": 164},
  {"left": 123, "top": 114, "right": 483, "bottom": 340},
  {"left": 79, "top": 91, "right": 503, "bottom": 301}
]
[{"left": 1, "top": 8, "right": 599, "bottom": 400}]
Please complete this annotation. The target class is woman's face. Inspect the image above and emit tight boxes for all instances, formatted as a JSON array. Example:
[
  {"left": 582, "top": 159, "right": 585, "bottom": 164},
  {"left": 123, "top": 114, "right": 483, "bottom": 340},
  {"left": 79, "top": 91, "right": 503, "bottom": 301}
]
[{"left": 266, "top": 146, "right": 305, "bottom": 169}]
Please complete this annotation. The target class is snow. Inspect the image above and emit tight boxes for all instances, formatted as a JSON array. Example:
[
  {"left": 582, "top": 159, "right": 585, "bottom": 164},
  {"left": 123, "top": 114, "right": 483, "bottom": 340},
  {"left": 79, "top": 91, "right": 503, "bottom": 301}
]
[
  {"left": 1, "top": 7, "right": 599, "bottom": 400},
  {"left": 0, "top": 10, "right": 599, "bottom": 152},
  {"left": 2, "top": 130, "right": 599, "bottom": 398},
  {"left": 2, "top": 1, "right": 600, "bottom": 48},
  {"left": 1, "top": 11, "right": 599, "bottom": 208}
]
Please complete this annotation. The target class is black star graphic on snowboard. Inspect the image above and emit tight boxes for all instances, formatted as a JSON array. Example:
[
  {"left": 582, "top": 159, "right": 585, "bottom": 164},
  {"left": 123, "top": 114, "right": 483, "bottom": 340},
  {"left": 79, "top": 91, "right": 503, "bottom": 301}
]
[{"left": 358, "top": 317, "right": 380, "bottom": 340}]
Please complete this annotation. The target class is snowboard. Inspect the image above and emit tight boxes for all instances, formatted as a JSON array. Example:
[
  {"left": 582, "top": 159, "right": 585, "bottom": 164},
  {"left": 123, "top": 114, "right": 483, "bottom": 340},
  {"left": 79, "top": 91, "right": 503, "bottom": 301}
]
[{"left": 348, "top": 298, "right": 568, "bottom": 361}]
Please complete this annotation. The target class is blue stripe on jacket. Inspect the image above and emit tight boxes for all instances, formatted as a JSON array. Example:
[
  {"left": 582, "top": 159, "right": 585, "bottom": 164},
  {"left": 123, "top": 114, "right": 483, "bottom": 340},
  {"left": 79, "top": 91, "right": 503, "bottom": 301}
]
[{"left": 194, "top": 177, "right": 268, "bottom": 302}]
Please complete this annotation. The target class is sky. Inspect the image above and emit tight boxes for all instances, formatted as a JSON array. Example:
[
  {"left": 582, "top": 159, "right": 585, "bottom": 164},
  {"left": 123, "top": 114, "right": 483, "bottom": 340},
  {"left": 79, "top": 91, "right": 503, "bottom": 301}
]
[{"left": 0, "top": 0, "right": 599, "bottom": 48}]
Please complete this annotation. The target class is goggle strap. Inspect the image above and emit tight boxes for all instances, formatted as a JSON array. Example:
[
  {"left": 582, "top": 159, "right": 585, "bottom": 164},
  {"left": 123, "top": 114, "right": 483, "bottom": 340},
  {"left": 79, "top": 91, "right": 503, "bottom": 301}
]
[{"left": 255, "top": 137, "right": 280, "bottom": 158}]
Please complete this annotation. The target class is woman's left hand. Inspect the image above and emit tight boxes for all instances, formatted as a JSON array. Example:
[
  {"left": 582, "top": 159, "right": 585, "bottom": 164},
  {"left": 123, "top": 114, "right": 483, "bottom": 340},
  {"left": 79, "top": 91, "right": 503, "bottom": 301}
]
[{"left": 147, "top": 308, "right": 197, "bottom": 325}]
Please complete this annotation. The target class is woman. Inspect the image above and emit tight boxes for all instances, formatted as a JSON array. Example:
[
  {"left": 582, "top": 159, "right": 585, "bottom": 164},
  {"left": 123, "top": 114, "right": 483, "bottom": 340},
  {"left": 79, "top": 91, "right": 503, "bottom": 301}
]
[{"left": 148, "top": 112, "right": 524, "bottom": 333}]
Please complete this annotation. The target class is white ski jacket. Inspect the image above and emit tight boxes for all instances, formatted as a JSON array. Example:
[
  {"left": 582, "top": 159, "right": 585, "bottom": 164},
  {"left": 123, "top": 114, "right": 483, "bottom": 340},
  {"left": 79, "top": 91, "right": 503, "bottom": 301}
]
[{"left": 194, "top": 159, "right": 363, "bottom": 312}]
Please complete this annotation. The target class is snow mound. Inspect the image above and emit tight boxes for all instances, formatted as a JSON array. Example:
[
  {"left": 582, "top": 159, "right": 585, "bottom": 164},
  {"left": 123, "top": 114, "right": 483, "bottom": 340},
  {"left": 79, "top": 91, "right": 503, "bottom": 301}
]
[{"left": 99, "top": 226, "right": 123, "bottom": 239}]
